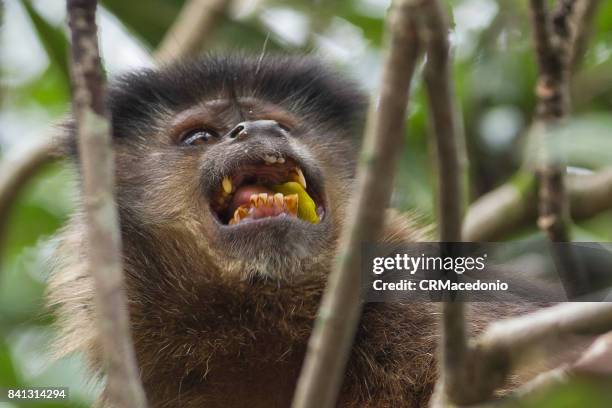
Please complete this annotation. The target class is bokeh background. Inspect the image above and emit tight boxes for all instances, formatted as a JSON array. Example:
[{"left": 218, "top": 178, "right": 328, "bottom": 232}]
[{"left": 1, "top": 0, "right": 612, "bottom": 406}]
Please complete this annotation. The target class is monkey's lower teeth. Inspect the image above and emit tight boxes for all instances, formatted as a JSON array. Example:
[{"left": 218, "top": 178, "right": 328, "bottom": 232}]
[{"left": 229, "top": 193, "right": 298, "bottom": 225}]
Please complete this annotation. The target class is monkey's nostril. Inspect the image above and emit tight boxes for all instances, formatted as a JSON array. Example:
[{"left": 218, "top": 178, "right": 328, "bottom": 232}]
[
  {"left": 227, "top": 120, "right": 287, "bottom": 141},
  {"left": 229, "top": 124, "right": 246, "bottom": 139}
]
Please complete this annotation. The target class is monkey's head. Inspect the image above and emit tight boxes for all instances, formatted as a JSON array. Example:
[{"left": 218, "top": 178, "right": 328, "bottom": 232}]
[{"left": 67, "top": 55, "right": 366, "bottom": 283}]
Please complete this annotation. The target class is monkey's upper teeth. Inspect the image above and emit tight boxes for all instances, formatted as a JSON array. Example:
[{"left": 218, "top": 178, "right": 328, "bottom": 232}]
[
  {"left": 222, "top": 176, "right": 233, "bottom": 194},
  {"left": 263, "top": 154, "right": 285, "bottom": 165},
  {"left": 292, "top": 168, "right": 307, "bottom": 189}
]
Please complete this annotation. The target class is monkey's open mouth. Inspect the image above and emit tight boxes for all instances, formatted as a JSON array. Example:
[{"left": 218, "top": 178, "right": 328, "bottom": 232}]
[{"left": 210, "top": 156, "right": 325, "bottom": 225}]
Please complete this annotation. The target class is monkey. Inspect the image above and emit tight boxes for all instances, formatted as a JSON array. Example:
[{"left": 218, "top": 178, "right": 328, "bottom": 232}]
[{"left": 47, "top": 54, "right": 581, "bottom": 408}]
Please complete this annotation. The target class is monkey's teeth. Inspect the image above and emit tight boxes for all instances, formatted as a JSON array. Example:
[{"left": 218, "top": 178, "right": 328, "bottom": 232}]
[
  {"left": 292, "top": 168, "right": 307, "bottom": 189},
  {"left": 229, "top": 205, "right": 249, "bottom": 224},
  {"left": 263, "top": 154, "right": 286, "bottom": 165},
  {"left": 263, "top": 154, "right": 277, "bottom": 165},
  {"left": 222, "top": 176, "right": 233, "bottom": 195},
  {"left": 257, "top": 193, "right": 268, "bottom": 207},
  {"left": 273, "top": 193, "right": 284, "bottom": 207},
  {"left": 284, "top": 194, "right": 298, "bottom": 216},
  {"left": 232, "top": 192, "right": 299, "bottom": 224}
]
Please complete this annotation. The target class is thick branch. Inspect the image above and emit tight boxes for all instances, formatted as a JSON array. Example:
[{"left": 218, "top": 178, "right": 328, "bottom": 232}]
[
  {"left": 463, "top": 168, "right": 612, "bottom": 241},
  {"left": 290, "top": 2, "right": 421, "bottom": 407},
  {"left": 419, "top": 0, "right": 469, "bottom": 404},
  {"left": 67, "top": 1, "right": 147, "bottom": 407},
  {"left": 154, "top": 0, "right": 231, "bottom": 63}
]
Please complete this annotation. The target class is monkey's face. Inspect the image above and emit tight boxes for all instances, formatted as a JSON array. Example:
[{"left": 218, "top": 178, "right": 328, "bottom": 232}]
[
  {"left": 173, "top": 97, "right": 341, "bottom": 281},
  {"left": 103, "top": 56, "right": 365, "bottom": 282}
]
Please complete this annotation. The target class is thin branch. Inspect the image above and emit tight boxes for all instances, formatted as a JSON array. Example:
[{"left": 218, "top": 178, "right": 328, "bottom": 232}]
[
  {"left": 471, "top": 334, "right": 612, "bottom": 408},
  {"left": 154, "top": 0, "right": 231, "bottom": 63},
  {"left": 291, "top": 2, "right": 422, "bottom": 407},
  {"left": 529, "top": 0, "right": 600, "bottom": 299},
  {"left": 529, "top": 0, "right": 574, "bottom": 243},
  {"left": 516, "top": 330, "right": 612, "bottom": 397},
  {"left": 509, "top": 331, "right": 612, "bottom": 401},
  {"left": 419, "top": 0, "right": 469, "bottom": 405},
  {"left": 477, "top": 302, "right": 612, "bottom": 356},
  {"left": 466, "top": 304, "right": 612, "bottom": 407},
  {"left": 421, "top": 1, "right": 467, "bottom": 243},
  {"left": 0, "top": 139, "right": 57, "bottom": 260},
  {"left": 463, "top": 168, "right": 612, "bottom": 241},
  {"left": 66, "top": 1, "right": 147, "bottom": 407},
  {"left": 572, "top": 330, "right": 612, "bottom": 376}
]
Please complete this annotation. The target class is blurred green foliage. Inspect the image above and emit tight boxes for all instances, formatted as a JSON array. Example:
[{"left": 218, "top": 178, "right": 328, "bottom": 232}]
[{"left": 1, "top": 0, "right": 612, "bottom": 406}]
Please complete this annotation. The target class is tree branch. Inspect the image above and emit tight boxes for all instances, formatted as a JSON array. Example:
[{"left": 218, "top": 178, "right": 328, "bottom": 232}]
[
  {"left": 466, "top": 303, "right": 612, "bottom": 406},
  {"left": 471, "top": 331, "right": 612, "bottom": 407},
  {"left": 506, "top": 329, "right": 612, "bottom": 403},
  {"left": 477, "top": 302, "right": 612, "bottom": 356},
  {"left": 154, "top": 0, "right": 231, "bottom": 63},
  {"left": 462, "top": 173, "right": 536, "bottom": 241},
  {"left": 418, "top": 0, "right": 469, "bottom": 405},
  {"left": 529, "top": 0, "right": 601, "bottom": 298},
  {"left": 463, "top": 168, "right": 612, "bottom": 241},
  {"left": 529, "top": 0, "right": 574, "bottom": 243},
  {"left": 290, "top": 1, "right": 422, "bottom": 407},
  {"left": 0, "top": 139, "right": 58, "bottom": 259},
  {"left": 66, "top": 1, "right": 147, "bottom": 407}
]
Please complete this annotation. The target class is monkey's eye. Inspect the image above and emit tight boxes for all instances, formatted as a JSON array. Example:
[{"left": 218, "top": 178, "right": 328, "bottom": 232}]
[{"left": 181, "top": 128, "right": 217, "bottom": 146}]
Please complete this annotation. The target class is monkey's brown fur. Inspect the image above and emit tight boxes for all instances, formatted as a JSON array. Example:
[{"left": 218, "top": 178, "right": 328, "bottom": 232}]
[
  {"left": 51, "top": 209, "right": 448, "bottom": 407},
  {"left": 47, "top": 55, "right": 571, "bottom": 407}
]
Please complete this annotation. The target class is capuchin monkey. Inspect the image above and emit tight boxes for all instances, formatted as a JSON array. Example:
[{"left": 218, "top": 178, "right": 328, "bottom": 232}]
[{"left": 48, "top": 55, "right": 564, "bottom": 408}]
